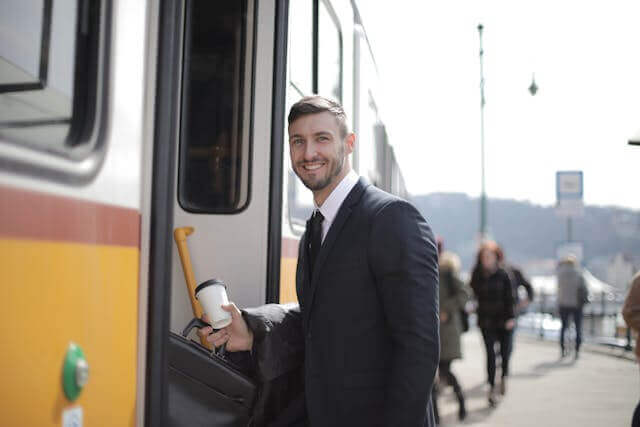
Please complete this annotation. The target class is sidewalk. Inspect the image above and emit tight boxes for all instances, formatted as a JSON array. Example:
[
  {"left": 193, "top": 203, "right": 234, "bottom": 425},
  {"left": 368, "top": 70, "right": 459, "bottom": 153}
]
[{"left": 435, "top": 329, "right": 638, "bottom": 426}]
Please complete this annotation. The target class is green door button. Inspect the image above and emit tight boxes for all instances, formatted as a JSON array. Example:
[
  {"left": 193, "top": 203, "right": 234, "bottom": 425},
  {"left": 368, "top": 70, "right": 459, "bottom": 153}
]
[{"left": 62, "top": 342, "right": 89, "bottom": 401}]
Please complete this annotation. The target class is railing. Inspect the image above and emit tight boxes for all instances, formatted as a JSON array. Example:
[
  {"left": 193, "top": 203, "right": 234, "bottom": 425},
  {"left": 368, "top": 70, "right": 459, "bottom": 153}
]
[{"left": 518, "top": 291, "right": 633, "bottom": 351}]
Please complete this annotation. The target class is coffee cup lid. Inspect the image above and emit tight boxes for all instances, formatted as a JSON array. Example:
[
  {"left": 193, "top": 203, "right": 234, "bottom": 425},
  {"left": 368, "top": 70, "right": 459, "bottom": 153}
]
[{"left": 195, "top": 278, "right": 226, "bottom": 295}]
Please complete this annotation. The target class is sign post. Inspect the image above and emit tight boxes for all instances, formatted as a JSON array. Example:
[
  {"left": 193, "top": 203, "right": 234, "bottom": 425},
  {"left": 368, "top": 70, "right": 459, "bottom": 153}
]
[{"left": 556, "top": 171, "right": 584, "bottom": 258}]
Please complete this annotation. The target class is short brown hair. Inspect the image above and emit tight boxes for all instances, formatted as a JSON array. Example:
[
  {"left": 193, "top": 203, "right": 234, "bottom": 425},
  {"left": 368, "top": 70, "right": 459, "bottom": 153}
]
[{"left": 288, "top": 95, "right": 349, "bottom": 138}]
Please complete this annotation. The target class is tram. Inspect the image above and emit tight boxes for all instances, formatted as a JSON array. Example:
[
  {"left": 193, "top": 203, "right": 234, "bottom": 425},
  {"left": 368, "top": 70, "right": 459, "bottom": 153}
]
[{"left": 0, "top": 1, "right": 408, "bottom": 425}]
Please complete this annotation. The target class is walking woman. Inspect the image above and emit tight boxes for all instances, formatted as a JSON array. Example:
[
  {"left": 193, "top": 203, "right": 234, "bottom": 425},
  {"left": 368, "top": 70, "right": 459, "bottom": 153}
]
[
  {"left": 432, "top": 250, "right": 469, "bottom": 423},
  {"left": 469, "top": 241, "right": 515, "bottom": 407}
]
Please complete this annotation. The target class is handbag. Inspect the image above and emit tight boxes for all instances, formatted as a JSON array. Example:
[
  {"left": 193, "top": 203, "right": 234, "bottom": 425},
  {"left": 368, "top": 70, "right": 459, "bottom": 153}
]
[{"left": 167, "top": 319, "right": 257, "bottom": 426}]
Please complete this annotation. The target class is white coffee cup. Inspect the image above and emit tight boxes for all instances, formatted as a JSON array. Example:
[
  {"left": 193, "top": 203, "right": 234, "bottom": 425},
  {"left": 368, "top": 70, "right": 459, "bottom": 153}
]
[{"left": 195, "top": 279, "right": 232, "bottom": 329}]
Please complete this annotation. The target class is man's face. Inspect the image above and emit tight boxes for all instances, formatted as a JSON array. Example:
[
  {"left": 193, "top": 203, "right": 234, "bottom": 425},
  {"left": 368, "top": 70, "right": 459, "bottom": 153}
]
[{"left": 288, "top": 112, "right": 354, "bottom": 193}]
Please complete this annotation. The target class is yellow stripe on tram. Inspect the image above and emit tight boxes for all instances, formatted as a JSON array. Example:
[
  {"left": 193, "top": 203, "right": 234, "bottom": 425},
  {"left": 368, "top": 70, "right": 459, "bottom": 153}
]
[
  {"left": 279, "top": 256, "right": 299, "bottom": 304},
  {"left": 0, "top": 238, "right": 139, "bottom": 426}
]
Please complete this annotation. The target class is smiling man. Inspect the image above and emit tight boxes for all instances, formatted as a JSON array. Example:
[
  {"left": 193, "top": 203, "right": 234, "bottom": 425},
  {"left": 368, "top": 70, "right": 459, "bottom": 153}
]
[{"left": 200, "top": 95, "right": 440, "bottom": 426}]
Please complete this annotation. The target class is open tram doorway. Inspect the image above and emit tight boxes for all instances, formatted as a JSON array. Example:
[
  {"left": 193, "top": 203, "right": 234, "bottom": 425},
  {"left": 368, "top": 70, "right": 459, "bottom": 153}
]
[{"left": 146, "top": 0, "right": 287, "bottom": 425}]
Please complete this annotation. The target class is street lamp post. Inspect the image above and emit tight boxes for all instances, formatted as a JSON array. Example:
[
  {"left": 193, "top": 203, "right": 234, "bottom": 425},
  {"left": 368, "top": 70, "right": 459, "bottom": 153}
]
[{"left": 478, "top": 24, "right": 487, "bottom": 239}]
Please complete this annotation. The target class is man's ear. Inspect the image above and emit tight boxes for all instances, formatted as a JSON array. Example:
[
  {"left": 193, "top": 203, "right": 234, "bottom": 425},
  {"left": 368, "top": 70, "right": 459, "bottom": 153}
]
[{"left": 344, "top": 133, "right": 356, "bottom": 155}]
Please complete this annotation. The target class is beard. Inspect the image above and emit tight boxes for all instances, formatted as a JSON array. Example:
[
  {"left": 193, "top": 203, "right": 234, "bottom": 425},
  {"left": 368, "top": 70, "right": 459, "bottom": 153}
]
[{"left": 294, "top": 144, "right": 346, "bottom": 192}]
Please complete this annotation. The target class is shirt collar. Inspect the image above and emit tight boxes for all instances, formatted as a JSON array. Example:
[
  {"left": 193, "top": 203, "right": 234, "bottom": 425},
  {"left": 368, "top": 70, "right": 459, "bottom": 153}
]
[{"left": 315, "top": 169, "right": 359, "bottom": 225}]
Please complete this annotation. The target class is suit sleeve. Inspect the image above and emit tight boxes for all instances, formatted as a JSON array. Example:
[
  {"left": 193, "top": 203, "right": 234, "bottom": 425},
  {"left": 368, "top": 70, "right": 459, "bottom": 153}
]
[
  {"left": 242, "top": 303, "right": 304, "bottom": 382},
  {"left": 242, "top": 304, "right": 307, "bottom": 426},
  {"left": 368, "top": 200, "right": 440, "bottom": 427}
]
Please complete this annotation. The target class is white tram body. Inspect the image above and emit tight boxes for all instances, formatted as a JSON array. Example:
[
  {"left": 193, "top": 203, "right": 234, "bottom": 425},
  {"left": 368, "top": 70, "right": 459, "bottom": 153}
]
[{"left": 0, "top": 1, "right": 408, "bottom": 425}]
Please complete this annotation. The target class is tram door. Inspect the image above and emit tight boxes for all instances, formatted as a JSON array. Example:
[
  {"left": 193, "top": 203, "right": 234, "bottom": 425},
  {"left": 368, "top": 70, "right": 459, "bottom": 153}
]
[
  {"left": 168, "top": 0, "right": 276, "bottom": 334},
  {"left": 151, "top": 1, "right": 282, "bottom": 424}
]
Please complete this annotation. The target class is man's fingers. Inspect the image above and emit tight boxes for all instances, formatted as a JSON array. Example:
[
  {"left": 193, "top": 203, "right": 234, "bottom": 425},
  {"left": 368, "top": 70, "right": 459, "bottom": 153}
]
[
  {"left": 197, "top": 314, "right": 212, "bottom": 337},
  {"left": 212, "top": 335, "right": 229, "bottom": 348},
  {"left": 197, "top": 326, "right": 212, "bottom": 337},
  {"left": 221, "top": 302, "right": 242, "bottom": 319},
  {"left": 210, "top": 330, "right": 229, "bottom": 348},
  {"left": 206, "top": 329, "right": 227, "bottom": 344}
]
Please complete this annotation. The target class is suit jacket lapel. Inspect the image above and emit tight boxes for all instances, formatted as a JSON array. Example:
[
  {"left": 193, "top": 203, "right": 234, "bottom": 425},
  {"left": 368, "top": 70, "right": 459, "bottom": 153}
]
[{"left": 303, "top": 178, "right": 369, "bottom": 329}]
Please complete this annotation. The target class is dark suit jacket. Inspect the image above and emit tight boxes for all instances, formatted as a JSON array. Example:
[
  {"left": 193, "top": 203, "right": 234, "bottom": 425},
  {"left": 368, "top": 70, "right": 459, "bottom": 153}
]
[{"left": 247, "top": 178, "right": 440, "bottom": 427}]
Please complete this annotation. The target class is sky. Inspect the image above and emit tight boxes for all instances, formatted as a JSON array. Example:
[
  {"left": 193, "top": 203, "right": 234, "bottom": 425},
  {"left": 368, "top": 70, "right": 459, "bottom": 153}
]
[{"left": 358, "top": 1, "right": 640, "bottom": 210}]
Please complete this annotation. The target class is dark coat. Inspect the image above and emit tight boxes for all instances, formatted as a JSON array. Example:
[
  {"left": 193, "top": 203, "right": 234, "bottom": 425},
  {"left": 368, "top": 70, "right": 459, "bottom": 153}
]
[
  {"left": 503, "top": 263, "right": 534, "bottom": 315},
  {"left": 242, "top": 304, "right": 306, "bottom": 427},
  {"left": 470, "top": 267, "right": 515, "bottom": 330},
  {"left": 246, "top": 178, "right": 440, "bottom": 427}
]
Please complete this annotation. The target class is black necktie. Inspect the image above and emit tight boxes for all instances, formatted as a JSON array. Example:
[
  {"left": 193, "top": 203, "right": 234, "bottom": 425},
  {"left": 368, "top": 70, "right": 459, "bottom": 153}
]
[{"left": 308, "top": 210, "right": 324, "bottom": 277}]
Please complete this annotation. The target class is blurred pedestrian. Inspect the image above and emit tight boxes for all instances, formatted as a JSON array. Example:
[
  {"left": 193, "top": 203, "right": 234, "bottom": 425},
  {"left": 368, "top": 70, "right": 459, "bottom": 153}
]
[
  {"left": 470, "top": 240, "right": 515, "bottom": 407},
  {"left": 622, "top": 271, "right": 640, "bottom": 427},
  {"left": 496, "top": 245, "right": 534, "bottom": 364},
  {"left": 496, "top": 245, "right": 534, "bottom": 315},
  {"left": 556, "top": 255, "right": 589, "bottom": 359},
  {"left": 432, "top": 249, "right": 469, "bottom": 423}
]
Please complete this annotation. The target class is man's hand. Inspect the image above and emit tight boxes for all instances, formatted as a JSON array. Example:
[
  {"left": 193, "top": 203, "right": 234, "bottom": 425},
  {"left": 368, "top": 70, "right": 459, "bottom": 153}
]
[{"left": 197, "top": 303, "right": 254, "bottom": 352}]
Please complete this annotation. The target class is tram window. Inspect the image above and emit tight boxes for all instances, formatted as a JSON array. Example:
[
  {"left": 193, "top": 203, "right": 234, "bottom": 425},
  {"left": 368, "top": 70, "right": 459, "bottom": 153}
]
[
  {"left": 289, "top": 0, "right": 313, "bottom": 95},
  {"left": 0, "top": 0, "right": 100, "bottom": 154},
  {"left": 359, "top": 91, "right": 380, "bottom": 184},
  {"left": 178, "top": 0, "right": 253, "bottom": 213},
  {"left": 317, "top": 1, "right": 342, "bottom": 101}
]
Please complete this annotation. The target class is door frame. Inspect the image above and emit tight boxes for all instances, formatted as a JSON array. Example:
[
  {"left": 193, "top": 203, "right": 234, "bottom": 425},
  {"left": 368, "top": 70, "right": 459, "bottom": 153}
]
[
  {"left": 265, "top": 0, "right": 289, "bottom": 304},
  {"left": 145, "top": 1, "right": 183, "bottom": 425},
  {"left": 144, "top": 1, "right": 291, "bottom": 425}
]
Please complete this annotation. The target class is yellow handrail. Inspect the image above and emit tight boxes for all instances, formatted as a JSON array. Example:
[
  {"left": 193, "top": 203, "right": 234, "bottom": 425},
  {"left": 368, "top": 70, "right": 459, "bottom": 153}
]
[{"left": 173, "top": 226, "right": 212, "bottom": 349}]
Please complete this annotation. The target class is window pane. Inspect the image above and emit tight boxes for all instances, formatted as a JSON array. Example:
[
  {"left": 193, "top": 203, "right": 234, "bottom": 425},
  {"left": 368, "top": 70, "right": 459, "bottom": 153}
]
[
  {"left": 288, "top": 169, "right": 314, "bottom": 225},
  {"left": 355, "top": 31, "right": 380, "bottom": 184},
  {"left": 0, "top": 0, "right": 97, "bottom": 153},
  {"left": 317, "top": 2, "right": 341, "bottom": 101},
  {"left": 288, "top": 0, "right": 313, "bottom": 94},
  {"left": 359, "top": 91, "right": 380, "bottom": 183},
  {"left": 178, "top": 0, "right": 253, "bottom": 213},
  {"left": 0, "top": 0, "right": 43, "bottom": 85}
]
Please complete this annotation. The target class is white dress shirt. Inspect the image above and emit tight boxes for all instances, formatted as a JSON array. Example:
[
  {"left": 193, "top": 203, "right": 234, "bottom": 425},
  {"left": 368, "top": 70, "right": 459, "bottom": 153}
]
[{"left": 314, "top": 169, "right": 359, "bottom": 243}]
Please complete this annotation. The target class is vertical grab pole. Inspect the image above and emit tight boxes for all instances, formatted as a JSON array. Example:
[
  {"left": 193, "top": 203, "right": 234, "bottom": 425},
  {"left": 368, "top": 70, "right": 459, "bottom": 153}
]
[{"left": 173, "top": 227, "right": 212, "bottom": 349}]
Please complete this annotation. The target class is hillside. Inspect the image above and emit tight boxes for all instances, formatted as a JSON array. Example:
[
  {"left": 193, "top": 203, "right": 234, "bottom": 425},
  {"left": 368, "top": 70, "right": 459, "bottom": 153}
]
[{"left": 412, "top": 193, "right": 640, "bottom": 284}]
